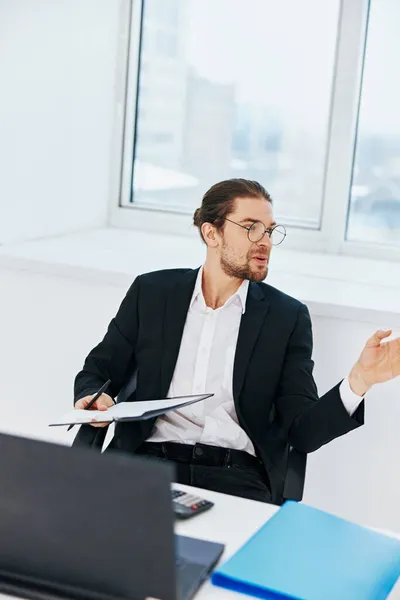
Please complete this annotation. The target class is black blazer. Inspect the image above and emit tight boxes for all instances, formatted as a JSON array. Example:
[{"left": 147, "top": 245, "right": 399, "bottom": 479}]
[{"left": 74, "top": 268, "right": 364, "bottom": 504}]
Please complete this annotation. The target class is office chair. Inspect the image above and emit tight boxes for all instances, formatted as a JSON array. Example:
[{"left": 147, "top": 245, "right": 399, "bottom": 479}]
[{"left": 72, "top": 372, "right": 307, "bottom": 503}]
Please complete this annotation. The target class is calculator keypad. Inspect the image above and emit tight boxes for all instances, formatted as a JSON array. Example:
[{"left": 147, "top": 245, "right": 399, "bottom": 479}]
[{"left": 171, "top": 489, "right": 214, "bottom": 519}]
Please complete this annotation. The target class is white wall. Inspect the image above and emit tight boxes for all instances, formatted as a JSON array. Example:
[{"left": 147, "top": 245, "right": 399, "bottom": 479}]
[
  {"left": 1, "top": 264, "right": 399, "bottom": 533},
  {"left": 304, "top": 316, "right": 400, "bottom": 527},
  {"left": 0, "top": 0, "right": 124, "bottom": 243}
]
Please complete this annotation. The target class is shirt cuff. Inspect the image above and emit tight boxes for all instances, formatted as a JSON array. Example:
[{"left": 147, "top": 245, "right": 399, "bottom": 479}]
[{"left": 339, "top": 376, "right": 364, "bottom": 416}]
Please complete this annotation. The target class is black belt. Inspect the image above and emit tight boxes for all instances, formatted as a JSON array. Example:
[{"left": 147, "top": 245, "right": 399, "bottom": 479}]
[{"left": 136, "top": 441, "right": 264, "bottom": 470}]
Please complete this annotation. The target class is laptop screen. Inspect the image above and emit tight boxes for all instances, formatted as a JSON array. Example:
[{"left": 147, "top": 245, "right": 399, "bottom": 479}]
[{"left": 0, "top": 433, "right": 177, "bottom": 600}]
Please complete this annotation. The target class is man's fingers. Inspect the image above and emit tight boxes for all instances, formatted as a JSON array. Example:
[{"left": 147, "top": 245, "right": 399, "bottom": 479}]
[
  {"left": 90, "top": 394, "right": 114, "bottom": 424},
  {"left": 75, "top": 393, "right": 113, "bottom": 411},
  {"left": 90, "top": 420, "right": 109, "bottom": 428},
  {"left": 74, "top": 398, "right": 89, "bottom": 410},
  {"left": 366, "top": 329, "right": 392, "bottom": 347},
  {"left": 96, "top": 394, "right": 114, "bottom": 410}
]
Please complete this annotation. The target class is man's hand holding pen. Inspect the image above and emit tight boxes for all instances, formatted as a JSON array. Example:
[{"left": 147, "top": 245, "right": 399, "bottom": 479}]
[{"left": 74, "top": 393, "right": 115, "bottom": 428}]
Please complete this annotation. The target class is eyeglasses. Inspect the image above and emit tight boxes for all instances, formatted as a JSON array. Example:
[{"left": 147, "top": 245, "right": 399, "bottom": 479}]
[{"left": 222, "top": 218, "right": 286, "bottom": 246}]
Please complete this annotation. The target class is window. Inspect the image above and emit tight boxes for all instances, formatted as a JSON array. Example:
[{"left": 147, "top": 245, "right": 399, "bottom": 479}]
[
  {"left": 127, "top": 0, "right": 341, "bottom": 228},
  {"left": 347, "top": 0, "right": 400, "bottom": 246}
]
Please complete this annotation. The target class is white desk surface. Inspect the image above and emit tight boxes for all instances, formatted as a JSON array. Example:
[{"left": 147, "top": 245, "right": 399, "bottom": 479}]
[
  {"left": 1, "top": 483, "right": 399, "bottom": 600},
  {"left": 175, "top": 484, "right": 279, "bottom": 600},
  {"left": 175, "top": 484, "right": 400, "bottom": 600}
]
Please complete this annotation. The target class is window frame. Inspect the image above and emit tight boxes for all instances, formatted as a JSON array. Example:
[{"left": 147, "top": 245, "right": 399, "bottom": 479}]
[{"left": 109, "top": 0, "right": 400, "bottom": 262}]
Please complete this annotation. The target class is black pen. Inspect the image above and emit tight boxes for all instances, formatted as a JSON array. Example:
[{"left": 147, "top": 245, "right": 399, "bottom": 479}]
[{"left": 68, "top": 379, "right": 113, "bottom": 432}]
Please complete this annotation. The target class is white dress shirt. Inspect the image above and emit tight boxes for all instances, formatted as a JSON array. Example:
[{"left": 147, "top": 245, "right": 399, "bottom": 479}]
[{"left": 148, "top": 267, "right": 363, "bottom": 455}]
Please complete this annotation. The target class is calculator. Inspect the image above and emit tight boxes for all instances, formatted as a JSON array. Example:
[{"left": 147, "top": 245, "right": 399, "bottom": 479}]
[{"left": 171, "top": 489, "right": 214, "bottom": 519}]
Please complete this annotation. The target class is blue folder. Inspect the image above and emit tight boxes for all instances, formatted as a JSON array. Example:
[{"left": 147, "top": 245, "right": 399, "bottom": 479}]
[{"left": 211, "top": 501, "right": 400, "bottom": 600}]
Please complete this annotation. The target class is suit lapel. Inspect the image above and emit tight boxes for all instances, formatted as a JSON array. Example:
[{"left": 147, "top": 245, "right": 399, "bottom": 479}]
[
  {"left": 160, "top": 268, "right": 199, "bottom": 396},
  {"left": 233, "top": 282, "right": 271, "bottom": 403}
]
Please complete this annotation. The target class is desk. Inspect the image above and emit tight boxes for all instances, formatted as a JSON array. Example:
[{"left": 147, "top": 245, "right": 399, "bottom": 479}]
[
  {"left": 174, "top": 484, "right": 400, "bottom": 600},
  {"left": 1, "top": 484, "right": 399, "bottom": 600},
  {"left": 175, "top": 484, "right": 278, "bottom": 600}
]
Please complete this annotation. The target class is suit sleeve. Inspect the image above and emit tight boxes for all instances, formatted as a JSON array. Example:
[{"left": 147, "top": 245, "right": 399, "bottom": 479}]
[
  {"left": 274, "top": 304, "right": 364, "bottom": 453},
  {"left": 73, "top": 276, "right": 141, "bottom": 404}
]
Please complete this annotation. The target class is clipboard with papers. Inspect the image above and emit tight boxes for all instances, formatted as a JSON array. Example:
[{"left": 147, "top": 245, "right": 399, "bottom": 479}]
[{"left": 49, "top": 393, "right": 213, "bottom": 427}]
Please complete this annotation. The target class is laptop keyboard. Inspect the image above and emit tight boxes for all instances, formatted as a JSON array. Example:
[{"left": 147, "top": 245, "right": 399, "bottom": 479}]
[{"left": 175, "top": 558, "right": 206, "bottom": 600}]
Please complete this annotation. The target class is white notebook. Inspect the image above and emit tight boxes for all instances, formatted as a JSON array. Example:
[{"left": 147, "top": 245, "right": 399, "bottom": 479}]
[{"left": 49, "top": 394, "right": 213, "bottom": 427}]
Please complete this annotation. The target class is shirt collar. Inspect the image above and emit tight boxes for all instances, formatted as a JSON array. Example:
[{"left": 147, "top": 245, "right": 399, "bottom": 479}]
[{"left": 190, "top": 266, "right": 249, "bottom": 314}]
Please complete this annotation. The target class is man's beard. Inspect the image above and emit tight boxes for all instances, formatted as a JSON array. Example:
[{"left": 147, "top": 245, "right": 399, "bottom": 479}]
[{"left": 220, "top": 247, "right": 268, "bottom": 283}]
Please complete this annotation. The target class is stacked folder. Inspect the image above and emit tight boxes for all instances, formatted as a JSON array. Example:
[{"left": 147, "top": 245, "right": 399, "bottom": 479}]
[{"left": 212, "top": 501, "right": 400, "bottom": 600}]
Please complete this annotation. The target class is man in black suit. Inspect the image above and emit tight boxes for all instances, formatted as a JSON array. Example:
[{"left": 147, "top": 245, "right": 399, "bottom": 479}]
[{"left": 74, "top": 179, "right": 400, "bottom": 504}]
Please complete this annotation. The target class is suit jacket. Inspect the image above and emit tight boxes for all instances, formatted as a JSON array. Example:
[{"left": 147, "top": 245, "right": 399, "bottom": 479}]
[{"left": 74, "top": 268, "right": 364, "bottom": 504}]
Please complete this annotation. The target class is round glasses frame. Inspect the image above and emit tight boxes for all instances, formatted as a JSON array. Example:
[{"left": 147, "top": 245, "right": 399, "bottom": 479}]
[{"left": 222, "top": 218, "right": 286, "bottom": 246}]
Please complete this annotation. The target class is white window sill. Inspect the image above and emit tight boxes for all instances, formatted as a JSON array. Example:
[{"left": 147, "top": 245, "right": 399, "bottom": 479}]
[{"left": 1, "top": 227, "right": 399, "bottom": 326}]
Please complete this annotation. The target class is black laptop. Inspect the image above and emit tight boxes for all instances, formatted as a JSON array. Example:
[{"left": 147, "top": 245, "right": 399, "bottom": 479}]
[{"left": 0, "top": 433, "right": 224, "bottom": 600}]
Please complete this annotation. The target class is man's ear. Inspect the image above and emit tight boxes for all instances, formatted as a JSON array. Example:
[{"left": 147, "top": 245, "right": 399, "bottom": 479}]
[{"left": 201, "top": 223, "right": 219, "bottom": 247}]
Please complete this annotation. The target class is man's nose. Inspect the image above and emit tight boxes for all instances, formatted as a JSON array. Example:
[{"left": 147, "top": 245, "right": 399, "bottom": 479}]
[{"left": 257, "top": 233, "right": 272, "bottom": 248}]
